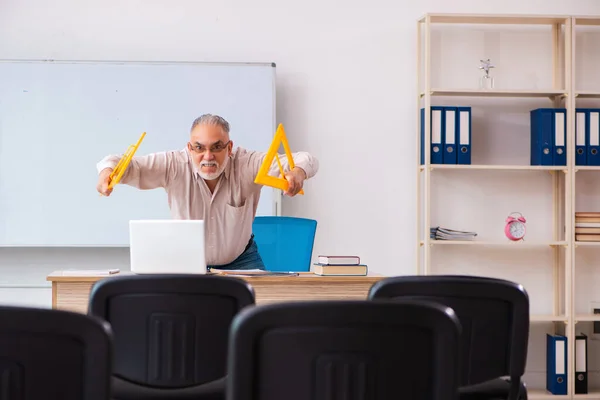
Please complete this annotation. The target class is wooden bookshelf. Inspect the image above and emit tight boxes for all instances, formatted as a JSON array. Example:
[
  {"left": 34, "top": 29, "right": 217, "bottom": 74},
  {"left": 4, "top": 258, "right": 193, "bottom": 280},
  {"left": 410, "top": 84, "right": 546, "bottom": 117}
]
[{"left": 417, "top": 13, "right": 600, "bottom": 399}]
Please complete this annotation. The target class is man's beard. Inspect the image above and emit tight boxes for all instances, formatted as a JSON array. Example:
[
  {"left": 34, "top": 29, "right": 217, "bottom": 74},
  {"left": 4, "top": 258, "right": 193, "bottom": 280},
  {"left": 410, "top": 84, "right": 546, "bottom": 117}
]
[{"left": 198, "top": 157, "right": 228, "bottom": 180}]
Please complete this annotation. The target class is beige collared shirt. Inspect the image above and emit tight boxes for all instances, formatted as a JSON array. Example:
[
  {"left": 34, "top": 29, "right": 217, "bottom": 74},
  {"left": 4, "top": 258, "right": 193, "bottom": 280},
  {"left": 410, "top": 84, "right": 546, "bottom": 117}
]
[{"left": 96, "top": 147, "right": 319, "bottom": 265}]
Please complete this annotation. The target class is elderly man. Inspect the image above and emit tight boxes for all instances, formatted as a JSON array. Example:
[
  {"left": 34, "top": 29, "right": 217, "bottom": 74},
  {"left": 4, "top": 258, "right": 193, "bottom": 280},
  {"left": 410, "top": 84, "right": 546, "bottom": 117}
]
[{"left": 96, "top": 114, "right": 319, "bottom": 270}]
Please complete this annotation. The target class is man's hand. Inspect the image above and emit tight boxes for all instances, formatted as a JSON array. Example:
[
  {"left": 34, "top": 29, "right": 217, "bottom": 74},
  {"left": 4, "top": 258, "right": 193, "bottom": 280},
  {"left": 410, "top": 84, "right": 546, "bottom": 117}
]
[
  {"left": 283, "top": 167, "right": 306, "bottom": 196},
  {"left": 97, "top": 168, "right": 114, "bottom": 196}
]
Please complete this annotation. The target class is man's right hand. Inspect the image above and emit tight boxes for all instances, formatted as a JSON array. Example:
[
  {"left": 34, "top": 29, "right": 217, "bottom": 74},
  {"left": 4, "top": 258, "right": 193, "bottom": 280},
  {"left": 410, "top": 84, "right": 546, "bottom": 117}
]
[{"left": 97, "top": 168, "right": 114, "bottom": 196}]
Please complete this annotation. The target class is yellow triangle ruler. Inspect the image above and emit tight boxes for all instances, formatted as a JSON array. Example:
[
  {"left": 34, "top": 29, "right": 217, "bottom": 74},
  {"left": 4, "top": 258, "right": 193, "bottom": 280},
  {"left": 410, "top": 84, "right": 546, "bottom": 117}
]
[
  {"left": 107, "top": 131, "right": 146, "bottom": 190},
  {"left": 254, "top": 124, "right": 304, "bottom": 195}
]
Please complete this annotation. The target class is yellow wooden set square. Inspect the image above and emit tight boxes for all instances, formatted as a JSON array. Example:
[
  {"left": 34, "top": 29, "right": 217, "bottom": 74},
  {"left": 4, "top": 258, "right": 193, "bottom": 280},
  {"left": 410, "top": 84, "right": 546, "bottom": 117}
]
[
  {"left": 107, "top": 131, "right": 146, "bottom": 191},
  {"left": 254, "top": 123, "right": 304, "bottom": 195}
]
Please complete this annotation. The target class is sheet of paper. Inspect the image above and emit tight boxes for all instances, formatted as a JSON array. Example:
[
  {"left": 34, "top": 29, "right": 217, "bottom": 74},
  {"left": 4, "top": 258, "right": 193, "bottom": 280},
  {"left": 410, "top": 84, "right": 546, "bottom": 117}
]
[
  {"left": 64, "top": 269, "right": 120, "bottom": 276},
  {"left": 209, "top": 269, "right": 299, "bottom": 277}
]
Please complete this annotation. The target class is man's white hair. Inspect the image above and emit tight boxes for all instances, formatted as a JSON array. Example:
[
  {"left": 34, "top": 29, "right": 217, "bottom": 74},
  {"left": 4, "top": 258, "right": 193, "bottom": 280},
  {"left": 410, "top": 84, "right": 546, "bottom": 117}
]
[{"left": 190, "top": 114, "right": 230, "bottom": 134}]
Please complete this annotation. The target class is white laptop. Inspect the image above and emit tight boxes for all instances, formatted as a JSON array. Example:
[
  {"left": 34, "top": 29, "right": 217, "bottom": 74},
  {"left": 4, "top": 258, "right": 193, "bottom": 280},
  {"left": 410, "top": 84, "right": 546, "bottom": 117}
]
[{"left": 129, "top": 219, "right": 207, "bottom": 274}]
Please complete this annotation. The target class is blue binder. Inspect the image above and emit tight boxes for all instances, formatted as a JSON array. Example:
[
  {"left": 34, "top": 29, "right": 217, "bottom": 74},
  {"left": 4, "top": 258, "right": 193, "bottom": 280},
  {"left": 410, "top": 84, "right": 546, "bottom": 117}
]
[
  {"left": 530, "top": 108, "right": 554, "bottom": 166},
  {"left": 456, "top": 106, "right": 471, "bottom": 165},
  {"left": 588, "top": 108, "right": 600, "bottom": 166},
  {"left": 421, "top": 108, "right": 425, "bottom": 165},
  {"left": 553, "top": 108, "right": 566, "bottom": 166},
  {"left": 546, "top": 334, "right": 567, "bottom": 395},
  {"left": 443, "top": 107, "right": 457, "bottom": 164},
  {"left": 420, "top": 106, "right": 445, "bottom": 164},
  {"left": 576, "top": 108, "right": 587, "bottom": 166}
]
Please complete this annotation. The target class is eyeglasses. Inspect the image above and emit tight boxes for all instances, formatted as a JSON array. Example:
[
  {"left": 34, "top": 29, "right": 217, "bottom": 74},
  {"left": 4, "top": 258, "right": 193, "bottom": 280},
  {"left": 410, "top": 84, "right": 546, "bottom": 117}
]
[{"left": 189, "top": 140, "right": 230, "bottom": 154}]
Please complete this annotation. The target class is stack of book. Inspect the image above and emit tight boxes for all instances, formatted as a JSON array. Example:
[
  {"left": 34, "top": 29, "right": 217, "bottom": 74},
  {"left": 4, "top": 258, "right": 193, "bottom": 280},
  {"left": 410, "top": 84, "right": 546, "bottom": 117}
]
[
  {"left": 430, "top": 226, "right": 477, "bottom": 241},
  {"left": 313, "top": 255, "right": 367, "bottom": 276},
  {"left": 575, "top": 212, "right": 600, "bottom": 242}
]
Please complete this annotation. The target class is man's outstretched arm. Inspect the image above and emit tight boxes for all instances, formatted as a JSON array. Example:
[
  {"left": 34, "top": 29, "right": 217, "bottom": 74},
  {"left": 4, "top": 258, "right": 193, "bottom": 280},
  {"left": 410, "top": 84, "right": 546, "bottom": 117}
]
[{"left": 96, "top": 151, "right": 177, "bottom": 196}]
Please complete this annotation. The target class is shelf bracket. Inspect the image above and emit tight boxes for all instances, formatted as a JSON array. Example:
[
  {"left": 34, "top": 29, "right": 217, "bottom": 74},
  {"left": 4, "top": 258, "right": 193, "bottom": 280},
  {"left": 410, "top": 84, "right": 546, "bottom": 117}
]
[{"left": 546, "top": 169, "right": 567, "bottom": 175}]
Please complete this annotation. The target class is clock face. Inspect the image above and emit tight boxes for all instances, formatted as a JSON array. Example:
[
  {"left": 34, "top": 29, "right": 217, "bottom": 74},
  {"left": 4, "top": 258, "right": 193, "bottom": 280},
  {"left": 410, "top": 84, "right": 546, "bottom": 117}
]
[{"left": 509, "top": 221, "right": 526, "bottom": 238}]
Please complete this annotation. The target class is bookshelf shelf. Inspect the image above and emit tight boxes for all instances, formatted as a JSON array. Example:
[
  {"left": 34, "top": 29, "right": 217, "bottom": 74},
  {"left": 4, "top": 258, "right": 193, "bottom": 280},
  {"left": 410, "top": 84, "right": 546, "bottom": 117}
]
[
  {"left": 422, "top": 88, "right": 566, "bottom": 98},
  {"left": 421, "top": 240, "right": 567, "bottom": 247},
  {"left": 572, "top": 16, "right": 600, "bottom": 26},
  {"left": 420, "top": 164, "right": 567, "bottom": 171},
  {"left": 530, "top": 390, "right": 569, "bottom": 400},
  {"left": 417, "top": 12, "right": 600, "bottom": 399},
  {"left": 575, "top": 91, "right": 600, "bottom": 99},
  {"left": 574, "top": 241, "right": 600, "bottom": 247},
  {"left": 573, "top": 393, "right": 600, "bottom": 399},
  {"left": 574, "top": 166, "right": 600, "bottom": 171},
  {"left": 531, "top": 315, "right": 568, "bottom": 322},
  {"left": 419, "top": 13, "right": 569, "bottom": 25},
  {"left": 574, "top": 314, "right": 600, "bottom": 322}
]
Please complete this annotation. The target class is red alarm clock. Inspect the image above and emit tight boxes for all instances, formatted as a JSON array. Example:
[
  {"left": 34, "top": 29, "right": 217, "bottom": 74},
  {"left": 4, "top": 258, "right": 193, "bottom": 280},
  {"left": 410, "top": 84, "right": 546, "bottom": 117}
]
[{"left": 505, "top": 212, "right": 526, "bottom": 241}]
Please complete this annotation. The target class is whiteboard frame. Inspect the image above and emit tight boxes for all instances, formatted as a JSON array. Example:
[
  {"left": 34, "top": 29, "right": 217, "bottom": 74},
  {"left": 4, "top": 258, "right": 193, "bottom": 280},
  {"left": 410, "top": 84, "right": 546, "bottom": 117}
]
[{"left": 0, "top": 58, "right": 281, "bottom": 247}]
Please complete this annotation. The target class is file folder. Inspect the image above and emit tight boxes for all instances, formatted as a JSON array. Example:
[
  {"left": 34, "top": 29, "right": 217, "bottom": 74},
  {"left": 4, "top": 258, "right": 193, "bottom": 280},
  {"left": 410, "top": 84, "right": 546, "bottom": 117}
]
[
  {"left": 588, "top": 109, "right": 600, "bottom": 166},
  {"left": 431, "top": 106, "right": 444, "bottom": 164},
  {"left": 420, "top": 107, "right": 424, "bottom": 164},
  {"left": 576, "top": 109, "right": 587, "bottom": 166},
  {"left": 530, "top": 108, "right": 554, "bottom": 166},
  {"left": 575, "top": 333, "right": 588, "bottom": 394},
  {"left": 553, "top": 108, "right": 566, "bottom": 166},
  {"left": 546, "top": 334, "right": 567, "bottom": 395},
  {"left": 420, "top": 106, "right": 444, "bottom": 164},
  {"left": 457, "top": 106, "right": 471, "bottom": 165},
  {"left": 443, "top": 107, "right": 457, "bottom": 164}
]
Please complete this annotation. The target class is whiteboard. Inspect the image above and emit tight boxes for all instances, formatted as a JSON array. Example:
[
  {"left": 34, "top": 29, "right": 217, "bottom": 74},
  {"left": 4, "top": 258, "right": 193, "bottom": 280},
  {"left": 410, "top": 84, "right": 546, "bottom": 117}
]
[{"left": 0, "top": 60, "right": 278, "bottom": 246}]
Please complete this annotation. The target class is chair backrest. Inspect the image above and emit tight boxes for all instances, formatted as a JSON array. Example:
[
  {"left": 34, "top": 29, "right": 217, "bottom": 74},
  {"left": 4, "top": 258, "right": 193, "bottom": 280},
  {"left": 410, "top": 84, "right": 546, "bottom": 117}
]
[
  {"left": 0, "top": 305, "right": 112, "bottom": 400},
  {"left": 252, "top": 216, "right": 317, "bottom": 272},
  {"left": 226, "top": 300, "right": 462, "bottom": 400},
  {"left": 88, "top": 274, "right": 255, "bottom": 389},
  {"left": 368, "top": 275, "right": 530, "bottom": 389}
]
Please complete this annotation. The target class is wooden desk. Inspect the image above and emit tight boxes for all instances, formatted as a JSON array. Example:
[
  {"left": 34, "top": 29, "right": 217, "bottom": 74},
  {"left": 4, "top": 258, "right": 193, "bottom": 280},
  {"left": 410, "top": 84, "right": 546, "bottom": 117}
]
[{"left": 46, "top": 270, "right": 385, "bottom": 314}]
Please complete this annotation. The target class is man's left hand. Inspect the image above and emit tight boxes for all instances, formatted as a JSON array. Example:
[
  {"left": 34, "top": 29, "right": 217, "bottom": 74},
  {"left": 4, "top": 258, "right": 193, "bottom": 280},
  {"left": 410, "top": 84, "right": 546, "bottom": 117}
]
[{"left": 284, "top": 167, "right": 306, "bottom": 196}]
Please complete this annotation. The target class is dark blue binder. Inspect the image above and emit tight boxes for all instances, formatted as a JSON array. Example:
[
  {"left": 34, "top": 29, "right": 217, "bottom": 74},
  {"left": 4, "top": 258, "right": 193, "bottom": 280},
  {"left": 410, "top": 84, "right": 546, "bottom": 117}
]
[
  {"left": 420, "top": 106, "right": 445, "bottom": 164},
  {"left": 576, "top": 108, "right": 587, "bottom": 166},
  {"left": 456, "top": 106, "right": 471, "bottom": 165},
  {"left": 421, "top": 107, "right": 424, "bottom": 165},
  {"left": 443, "top": 107, "right": 457, "bottom": 164},
  {"left": 553, "top": 108, "right": 566, "bottom": 166},
  {"left": 546, "top": 334, "right": 567, "bottom": 395},
  {"left": 588, "top": 108, "right": 600, "bottom": 166},
  {"left": 420, "top": 107, "right": 425, "bottom": 165},
  {"left": 530, "top": 108, "right": 554, "bottom": 166}
]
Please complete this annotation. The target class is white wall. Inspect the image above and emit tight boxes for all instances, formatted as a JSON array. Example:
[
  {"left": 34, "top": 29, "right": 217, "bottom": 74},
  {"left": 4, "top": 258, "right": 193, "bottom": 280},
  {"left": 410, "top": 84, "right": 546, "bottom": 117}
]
[{"left": 1, "top": 0, "right": 600, "bottom": 392}]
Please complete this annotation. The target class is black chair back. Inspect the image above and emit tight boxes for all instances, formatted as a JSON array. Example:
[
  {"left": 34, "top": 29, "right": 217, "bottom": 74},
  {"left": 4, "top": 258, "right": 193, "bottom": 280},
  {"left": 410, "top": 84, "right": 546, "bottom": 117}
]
[
  {"left": 88, "top": 274, "right": 255, "bottom": 399},
  {"left": 0, "top": 305, "right": 112, "bottom": 400},
  {"left": 226, "top": 299, "right": 462, "bottom": 400},
  {"left": 368, "top": 275, "right": 529, "bottom": 399}
]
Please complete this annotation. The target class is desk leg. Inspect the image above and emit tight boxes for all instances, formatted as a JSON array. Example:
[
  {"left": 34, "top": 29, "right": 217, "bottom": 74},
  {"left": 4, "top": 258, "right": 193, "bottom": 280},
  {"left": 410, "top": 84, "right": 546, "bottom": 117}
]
[{"left": 52, "top": 282, "right": 57, "bottom": 309}]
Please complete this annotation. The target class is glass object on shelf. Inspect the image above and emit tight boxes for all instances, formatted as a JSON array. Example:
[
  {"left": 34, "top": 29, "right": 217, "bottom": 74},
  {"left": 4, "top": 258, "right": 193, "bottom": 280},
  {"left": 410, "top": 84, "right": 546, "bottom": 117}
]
[{"left": 478, "top": 58, "right": 495, "bottom": 90}]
